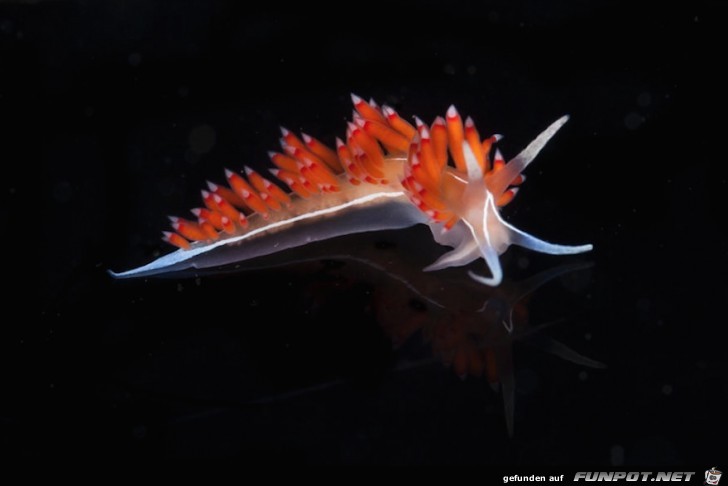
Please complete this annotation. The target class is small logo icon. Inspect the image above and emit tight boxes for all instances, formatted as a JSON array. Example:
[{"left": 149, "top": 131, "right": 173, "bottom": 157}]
[{"left": 706, "top": 467, "right": 722, "bottom": 485}]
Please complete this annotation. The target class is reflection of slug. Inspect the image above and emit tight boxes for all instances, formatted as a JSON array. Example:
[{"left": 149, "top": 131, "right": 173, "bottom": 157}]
[
  {"left": 362, "top": 254, "right": 603, "bottom": 437},
  {"left": 112, "top": 95, "right": 591, "bottom": 286},
  {"left": 263, "top": 231, "right": 602, "bottom": 437}
]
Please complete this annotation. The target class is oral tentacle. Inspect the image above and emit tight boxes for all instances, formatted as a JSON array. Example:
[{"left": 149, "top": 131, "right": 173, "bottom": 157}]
[
  {"left": 423, "top": 238, "right": 480, "bottom": 271},
  {"left": 508, "top": 227, "right": 593, "bottom": 255},
  {"left": 468, "top": 252, "right": 503, "bottom": 287},
  {"left": 501, "top": 218, "right": 593, "bottom": 255},
  {"left": 486, "top": 162, "right": 593, "bottom": 256},
  {"left": 464, "top": 192, "right": 504, "bottom": 286},
  {"left": 423, "top": 220, "right": 480, "bottom": 271}
]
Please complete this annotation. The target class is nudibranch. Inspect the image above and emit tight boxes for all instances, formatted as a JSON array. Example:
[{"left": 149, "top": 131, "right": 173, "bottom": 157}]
[{"left": 111, "top": 95, "right": 592, "bottom": 286}]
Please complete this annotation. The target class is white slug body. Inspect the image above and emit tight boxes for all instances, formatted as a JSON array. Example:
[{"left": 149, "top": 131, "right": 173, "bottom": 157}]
[{"left": 111, "top": 97, "right": 592, "bottom": 285}]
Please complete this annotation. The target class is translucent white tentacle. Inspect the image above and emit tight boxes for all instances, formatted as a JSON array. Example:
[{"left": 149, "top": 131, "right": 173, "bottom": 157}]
[
  {"left": 426, "top": 220, "right": 470, "bottom": 248},
  {"left": 498, "top": 212, "right": 593, "bottom": 255},
  {"left": 507, "top": 226, "right": 593, "bottom": 255},
  {"left": 464, "top": 192, "right": 504, "bottom": 286},
  {"left": 467, "top": 242, "right": 503, "bottom": 286},
  {"left": 423, "top": 239, "right": 479, "bottom": 271},
  {"left": 487, "top": 115, "right": 570, "bottom": 197},
  {"left": 424, "top": 220, "right": 480, "bottom": 271}
]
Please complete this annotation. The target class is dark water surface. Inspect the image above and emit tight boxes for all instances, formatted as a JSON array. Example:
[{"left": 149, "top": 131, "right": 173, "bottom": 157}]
[{"left": 2, "top": 0, "right": 725, "bottom": 464}]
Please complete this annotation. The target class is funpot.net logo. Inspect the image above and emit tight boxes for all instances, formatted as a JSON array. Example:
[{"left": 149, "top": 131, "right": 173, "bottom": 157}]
[{"left": 573, "top": 472, "right": 696, "bottom": 482}]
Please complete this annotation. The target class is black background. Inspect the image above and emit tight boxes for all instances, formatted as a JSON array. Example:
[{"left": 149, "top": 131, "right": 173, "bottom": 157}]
[{"left": 1, "top": 0, "right": 726, "bottom": 464}]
